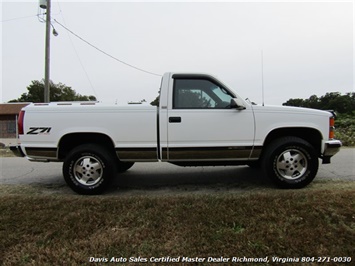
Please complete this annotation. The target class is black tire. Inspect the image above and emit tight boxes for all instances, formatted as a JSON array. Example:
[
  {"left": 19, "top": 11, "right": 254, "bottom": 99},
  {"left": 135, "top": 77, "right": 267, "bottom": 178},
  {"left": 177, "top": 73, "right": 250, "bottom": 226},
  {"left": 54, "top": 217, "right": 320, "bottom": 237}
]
[
  {"left": 117, "top": 162, "right": 135, "bottom": 173},
  {"left": 262, "top": 137, "right": 319, "bottom": 189},
  {"left": 247, "top": 160, "right": 261, "bottom": 169},
  {"left": 63, "top": 144, "right": 117, "bottom": 195}
]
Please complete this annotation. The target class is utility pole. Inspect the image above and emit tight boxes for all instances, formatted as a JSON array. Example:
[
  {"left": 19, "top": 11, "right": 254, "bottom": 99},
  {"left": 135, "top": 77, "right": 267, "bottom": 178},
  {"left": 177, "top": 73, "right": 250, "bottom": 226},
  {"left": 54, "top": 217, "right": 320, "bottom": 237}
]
[
  {"left": 44, "top": 0, "right": 51, "bottom": 103},
  {"left": 261, "top": 50, "right": 265, "bottom": 106}
]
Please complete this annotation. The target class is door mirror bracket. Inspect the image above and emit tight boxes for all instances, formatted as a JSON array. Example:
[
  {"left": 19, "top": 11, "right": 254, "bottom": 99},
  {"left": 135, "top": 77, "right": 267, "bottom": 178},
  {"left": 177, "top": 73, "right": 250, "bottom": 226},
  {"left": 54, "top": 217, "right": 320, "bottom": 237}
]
[{"left": 230, "top": 98, "right": 246, "bottom": 110}]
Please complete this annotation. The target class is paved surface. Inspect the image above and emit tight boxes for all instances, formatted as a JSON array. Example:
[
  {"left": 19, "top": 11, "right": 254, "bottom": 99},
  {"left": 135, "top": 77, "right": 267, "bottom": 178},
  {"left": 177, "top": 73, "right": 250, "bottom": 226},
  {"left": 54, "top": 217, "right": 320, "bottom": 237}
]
[
  {"left": 0, "top": 138, "right": 17, "bottom": 147},
  {"left": 1, "top": 148, "right": 353, "bottom": 193}
]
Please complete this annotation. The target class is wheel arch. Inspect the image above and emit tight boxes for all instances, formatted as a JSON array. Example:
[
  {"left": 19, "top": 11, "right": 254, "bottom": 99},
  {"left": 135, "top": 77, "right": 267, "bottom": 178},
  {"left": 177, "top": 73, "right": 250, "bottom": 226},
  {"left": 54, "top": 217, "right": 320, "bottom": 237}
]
[
  {"left": 262, "top": 127, "right": 323, "bottom": 157},
  {"left": 58, "top": 133, "right": 116, "bottom": 160}
]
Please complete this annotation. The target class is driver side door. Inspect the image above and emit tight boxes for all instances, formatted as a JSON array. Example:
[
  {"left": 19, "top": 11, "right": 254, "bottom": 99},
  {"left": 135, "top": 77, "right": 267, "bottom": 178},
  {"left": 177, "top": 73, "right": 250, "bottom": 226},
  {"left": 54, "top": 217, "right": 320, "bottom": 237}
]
[{"left": 167, "top": 76, "right": 256, "bottom": 161}]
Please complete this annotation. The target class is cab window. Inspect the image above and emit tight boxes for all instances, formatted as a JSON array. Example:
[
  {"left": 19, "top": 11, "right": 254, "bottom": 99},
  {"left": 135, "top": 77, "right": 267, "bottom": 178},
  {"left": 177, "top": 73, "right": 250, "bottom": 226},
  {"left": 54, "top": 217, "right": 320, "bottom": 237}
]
[{"left": 173, "top": 79, "right": 234, "bottom": 109}]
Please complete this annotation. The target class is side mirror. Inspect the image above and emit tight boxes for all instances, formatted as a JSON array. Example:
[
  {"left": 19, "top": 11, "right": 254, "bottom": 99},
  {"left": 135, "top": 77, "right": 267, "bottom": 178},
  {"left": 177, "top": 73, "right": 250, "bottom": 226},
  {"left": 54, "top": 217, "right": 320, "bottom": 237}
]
[{"left": 230, "top": 98, "right": 246, "bottom": 110}]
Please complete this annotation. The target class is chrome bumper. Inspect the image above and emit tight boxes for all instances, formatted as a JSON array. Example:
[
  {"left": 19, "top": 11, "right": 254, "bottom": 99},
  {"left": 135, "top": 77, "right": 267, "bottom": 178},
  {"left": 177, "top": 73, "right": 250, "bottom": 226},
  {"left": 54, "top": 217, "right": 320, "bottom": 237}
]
[
  {"left": 322, "top": 139, "right": 342, "bottom": 164},
  {"left": 10, "top": 145, "right": 25, "bottom": 157}
]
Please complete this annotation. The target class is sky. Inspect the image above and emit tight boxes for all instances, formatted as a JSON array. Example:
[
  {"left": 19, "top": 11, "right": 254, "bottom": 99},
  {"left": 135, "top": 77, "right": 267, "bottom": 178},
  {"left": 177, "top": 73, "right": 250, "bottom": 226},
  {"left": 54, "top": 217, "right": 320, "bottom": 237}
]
[{"left": 1, "top": 0, "right": 354, "bottom": 106}]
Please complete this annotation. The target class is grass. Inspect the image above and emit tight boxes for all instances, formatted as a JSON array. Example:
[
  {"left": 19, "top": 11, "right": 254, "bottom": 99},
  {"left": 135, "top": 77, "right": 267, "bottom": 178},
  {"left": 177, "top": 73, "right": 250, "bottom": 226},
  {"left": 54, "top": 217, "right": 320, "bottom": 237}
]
[
  {"left": 0, "top": 148, "right": 16, "bottom": 158},
  {"left": 1, "top": 183, "right": 354, "bottom": 265}
]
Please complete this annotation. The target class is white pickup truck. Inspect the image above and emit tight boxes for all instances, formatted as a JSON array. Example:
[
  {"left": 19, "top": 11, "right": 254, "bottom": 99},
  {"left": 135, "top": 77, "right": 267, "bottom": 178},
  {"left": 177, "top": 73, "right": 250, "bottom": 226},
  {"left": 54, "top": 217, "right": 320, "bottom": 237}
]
[{"left": 11, "top": 73, "right": 341, "bottom": 194}]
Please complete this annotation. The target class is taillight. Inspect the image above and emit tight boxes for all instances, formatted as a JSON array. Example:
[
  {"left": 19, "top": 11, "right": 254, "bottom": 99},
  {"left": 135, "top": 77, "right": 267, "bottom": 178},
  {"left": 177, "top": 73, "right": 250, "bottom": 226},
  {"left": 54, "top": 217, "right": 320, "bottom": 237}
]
[
  {"left": 18, "top": 110, "right": 25, "bottom": 135},
  {"left": 329, "top": 117, "right": 335, "bottom": 139}
]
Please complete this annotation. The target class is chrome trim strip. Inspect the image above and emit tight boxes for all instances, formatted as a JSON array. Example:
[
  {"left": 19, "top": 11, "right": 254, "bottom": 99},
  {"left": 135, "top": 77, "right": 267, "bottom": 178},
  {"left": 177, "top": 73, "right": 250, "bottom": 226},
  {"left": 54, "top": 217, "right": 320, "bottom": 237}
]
[{"left": 323, "top": 140, "right": 342, "bottom": 157}]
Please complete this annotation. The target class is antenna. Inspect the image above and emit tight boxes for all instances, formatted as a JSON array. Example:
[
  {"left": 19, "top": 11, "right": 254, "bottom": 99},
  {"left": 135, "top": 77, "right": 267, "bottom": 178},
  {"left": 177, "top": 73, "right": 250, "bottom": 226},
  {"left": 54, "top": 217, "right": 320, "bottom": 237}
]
[{"left": 261, "top": 50, "right": 265, "bottom": 106}]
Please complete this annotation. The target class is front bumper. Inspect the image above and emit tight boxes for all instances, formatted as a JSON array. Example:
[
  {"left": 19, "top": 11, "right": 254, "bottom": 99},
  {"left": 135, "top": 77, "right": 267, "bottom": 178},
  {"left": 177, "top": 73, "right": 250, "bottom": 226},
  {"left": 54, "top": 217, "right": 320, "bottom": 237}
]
[
  {"left": 322, "top": 139, "right": 342, "bottom": 164},
  {"left": 10, "top": 145, "right": 25, "bottom": 157}
]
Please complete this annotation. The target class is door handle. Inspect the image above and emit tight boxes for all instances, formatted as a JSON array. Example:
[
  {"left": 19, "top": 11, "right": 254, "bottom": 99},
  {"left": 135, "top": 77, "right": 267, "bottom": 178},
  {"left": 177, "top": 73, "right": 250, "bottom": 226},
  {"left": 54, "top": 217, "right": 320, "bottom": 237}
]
[{"left": 169, "top": 117, "right": 182, "bottom": 123}]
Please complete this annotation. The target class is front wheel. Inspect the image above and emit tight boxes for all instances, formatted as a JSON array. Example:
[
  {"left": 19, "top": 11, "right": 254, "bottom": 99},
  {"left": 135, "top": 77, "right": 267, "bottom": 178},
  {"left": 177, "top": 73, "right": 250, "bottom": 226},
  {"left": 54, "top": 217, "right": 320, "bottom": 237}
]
[
  {"left": 262, "top": 137, "right": 319, "bottom": 189},
  {"left": 63, "top": 144, "right": 117, "bottom": 195},
  {"left": 117, "top": 162, "right": 134, "bottom": 173}
]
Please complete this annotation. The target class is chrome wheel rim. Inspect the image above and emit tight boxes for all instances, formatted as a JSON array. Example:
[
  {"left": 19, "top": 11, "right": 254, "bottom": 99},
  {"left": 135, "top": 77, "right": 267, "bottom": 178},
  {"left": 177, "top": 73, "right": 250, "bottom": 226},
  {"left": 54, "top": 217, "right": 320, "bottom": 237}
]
[
  {"left": 73, "top": 156, "right": 103, "bottom": 186},
  {"left": 276, "top": 149, "right": 308, "bottom": 180}
]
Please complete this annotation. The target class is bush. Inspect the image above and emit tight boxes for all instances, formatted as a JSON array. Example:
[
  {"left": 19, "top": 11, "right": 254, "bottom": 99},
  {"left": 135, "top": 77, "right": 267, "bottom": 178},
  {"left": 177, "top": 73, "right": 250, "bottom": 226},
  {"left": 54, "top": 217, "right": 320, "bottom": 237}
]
[{"left": 335, "top": 114, "right": 355, "bottom": 146}]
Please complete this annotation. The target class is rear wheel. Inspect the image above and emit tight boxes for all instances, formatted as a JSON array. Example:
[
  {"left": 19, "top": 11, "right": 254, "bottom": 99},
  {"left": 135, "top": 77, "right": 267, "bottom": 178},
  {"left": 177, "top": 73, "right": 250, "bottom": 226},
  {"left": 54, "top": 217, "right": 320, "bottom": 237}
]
[
  {"left": 262, "top": 137, "right": 319, "bottom": 189},
  {"left": 63, "top": 144, "right": 116, "bottom": 195}
]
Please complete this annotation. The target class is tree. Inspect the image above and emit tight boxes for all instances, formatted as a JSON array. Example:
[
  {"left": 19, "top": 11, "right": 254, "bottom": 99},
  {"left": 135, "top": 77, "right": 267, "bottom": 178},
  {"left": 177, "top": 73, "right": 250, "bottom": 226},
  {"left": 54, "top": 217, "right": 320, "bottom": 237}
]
[
  {"left": 282, "top": 98, "right": 306, "bottom": 108},
  {"left": 9, "top": 80, "right": 96, "bottom": 103},
  {"left": 306, "top": 95, "right": 320, "bottom": 109},
  {"left": 283, "top": 92, "right": 355, "bottom": 115},
  {"left": 176, "top": 90, "right": 212, "bottom": 108},
  {"left": 150, "top": 90, "right": 212, "bottom": 108}
]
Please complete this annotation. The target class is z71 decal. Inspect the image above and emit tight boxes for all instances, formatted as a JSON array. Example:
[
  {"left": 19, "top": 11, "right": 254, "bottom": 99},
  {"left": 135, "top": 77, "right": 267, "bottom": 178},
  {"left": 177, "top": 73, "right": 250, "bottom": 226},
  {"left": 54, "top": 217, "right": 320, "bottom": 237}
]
[{"left": 27, "top": 127, "right": 52, "bottom": 135}]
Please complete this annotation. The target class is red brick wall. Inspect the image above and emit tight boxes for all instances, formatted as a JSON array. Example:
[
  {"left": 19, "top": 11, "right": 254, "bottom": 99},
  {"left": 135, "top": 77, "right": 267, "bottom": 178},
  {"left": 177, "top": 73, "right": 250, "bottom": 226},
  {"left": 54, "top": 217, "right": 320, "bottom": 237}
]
[{"left": 0, "top": 115, "right": 17, "bottom": 138}]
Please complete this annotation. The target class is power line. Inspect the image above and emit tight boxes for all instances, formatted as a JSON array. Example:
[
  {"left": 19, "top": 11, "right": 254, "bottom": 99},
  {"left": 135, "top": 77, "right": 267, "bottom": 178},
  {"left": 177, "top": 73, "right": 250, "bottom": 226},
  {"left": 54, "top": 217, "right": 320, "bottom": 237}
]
[
  {"left": 1, "top": 14, "right": 37, "bottom": 23},
  {"left": 55, "top": 3, "right": 99, "bottom": 100},
  {"left": 54, "top": 19, "right": 162, "bottom": 77}
]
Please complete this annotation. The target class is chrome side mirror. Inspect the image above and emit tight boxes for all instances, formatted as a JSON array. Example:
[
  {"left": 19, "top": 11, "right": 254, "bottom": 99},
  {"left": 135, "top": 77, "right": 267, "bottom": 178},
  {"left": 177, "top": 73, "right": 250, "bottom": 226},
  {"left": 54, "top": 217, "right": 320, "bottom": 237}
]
[{"left": 230, "top": 98, "right": 246, "bottom": 110}]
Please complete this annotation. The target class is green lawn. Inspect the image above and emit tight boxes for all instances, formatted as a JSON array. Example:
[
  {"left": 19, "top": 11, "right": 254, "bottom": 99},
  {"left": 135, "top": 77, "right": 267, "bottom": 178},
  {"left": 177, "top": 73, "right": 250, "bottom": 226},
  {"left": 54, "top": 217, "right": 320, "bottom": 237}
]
[{"left": 1, "top": 182, "right": 354, "bottom": 265}]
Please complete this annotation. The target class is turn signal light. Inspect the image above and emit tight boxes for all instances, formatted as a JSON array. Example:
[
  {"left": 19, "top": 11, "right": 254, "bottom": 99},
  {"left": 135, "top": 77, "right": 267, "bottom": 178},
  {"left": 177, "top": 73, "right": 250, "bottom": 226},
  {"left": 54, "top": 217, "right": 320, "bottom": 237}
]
[
  {"left": 18, "top": 110, "right": 25, "bottom": 135},
  {"left": 329, "top": 117, "right": 335, "bottom": 139}
]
